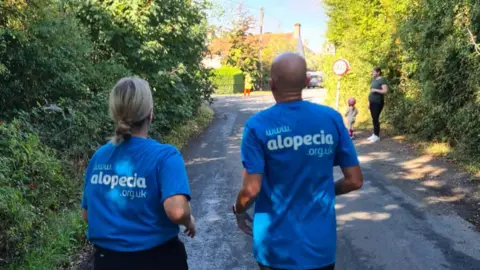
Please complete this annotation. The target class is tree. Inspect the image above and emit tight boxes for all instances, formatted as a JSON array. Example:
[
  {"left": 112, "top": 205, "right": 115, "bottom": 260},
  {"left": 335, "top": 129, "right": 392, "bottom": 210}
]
[{"left": 224, "top": 10, "right": 260, "bottom": 87}]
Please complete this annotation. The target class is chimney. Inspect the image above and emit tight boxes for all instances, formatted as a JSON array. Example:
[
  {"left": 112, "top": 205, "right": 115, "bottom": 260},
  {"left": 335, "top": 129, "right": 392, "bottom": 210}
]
[{"left": 294, "top": 23, "right": 301, "bottom": 39}]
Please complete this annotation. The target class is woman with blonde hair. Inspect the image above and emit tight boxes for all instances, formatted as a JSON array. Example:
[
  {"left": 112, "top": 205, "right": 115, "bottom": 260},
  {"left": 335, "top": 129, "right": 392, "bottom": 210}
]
[{"left": 81, "top": 77, "right": 195, "bottom": 270}]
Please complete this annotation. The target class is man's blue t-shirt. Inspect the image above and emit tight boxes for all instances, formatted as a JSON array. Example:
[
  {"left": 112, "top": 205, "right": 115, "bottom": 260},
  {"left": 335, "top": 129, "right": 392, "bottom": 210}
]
[
  {"left": 82, "top": 137, "right": 191, "bottom": 252},
  {"left": 241, "top": 100, "right": 359, "bottom": 269}
]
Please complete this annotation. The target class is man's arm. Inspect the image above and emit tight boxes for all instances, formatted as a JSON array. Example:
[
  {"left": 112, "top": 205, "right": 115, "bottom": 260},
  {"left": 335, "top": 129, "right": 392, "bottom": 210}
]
[
  {"left": 235, "top": 169, "right": 262, "bottom": 214},
  {"left": 335, "top": 165, "right": 363, "bottom": 196},
  {"left": 236, "top": 123, "right": 265, "bottom": 213}
]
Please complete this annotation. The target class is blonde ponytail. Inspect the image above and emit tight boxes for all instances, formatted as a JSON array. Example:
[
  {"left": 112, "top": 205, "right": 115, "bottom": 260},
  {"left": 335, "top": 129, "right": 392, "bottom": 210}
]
[{"left": 109, "top": 77, "right": 153, "bottom": 144}]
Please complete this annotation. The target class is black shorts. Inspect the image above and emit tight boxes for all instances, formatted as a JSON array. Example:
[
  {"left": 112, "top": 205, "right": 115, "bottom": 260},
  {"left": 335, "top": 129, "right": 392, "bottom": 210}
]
[{"left": 94, "top": 237, "right": 188, "bottom": 270}]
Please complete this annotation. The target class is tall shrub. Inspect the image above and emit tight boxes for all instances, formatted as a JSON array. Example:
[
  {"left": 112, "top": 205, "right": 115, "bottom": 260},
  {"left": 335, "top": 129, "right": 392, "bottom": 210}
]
[{"left": 212, "top": 66, "right": 244, "bottom": 94}]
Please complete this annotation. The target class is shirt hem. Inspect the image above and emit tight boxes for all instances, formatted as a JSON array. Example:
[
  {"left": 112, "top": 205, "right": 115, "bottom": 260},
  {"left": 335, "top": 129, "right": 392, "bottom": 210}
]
[
  {"left": 255, "top": 257, "right": 336, "bottom": 269},
  {"left": 89, "top": 234, "right": 179, "bottom": 252}
]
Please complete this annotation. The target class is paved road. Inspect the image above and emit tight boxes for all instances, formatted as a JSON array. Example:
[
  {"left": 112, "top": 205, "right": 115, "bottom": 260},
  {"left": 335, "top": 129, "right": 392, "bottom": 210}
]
[{"left": 181, "top": 89, "right": 480, "bottom": 270}]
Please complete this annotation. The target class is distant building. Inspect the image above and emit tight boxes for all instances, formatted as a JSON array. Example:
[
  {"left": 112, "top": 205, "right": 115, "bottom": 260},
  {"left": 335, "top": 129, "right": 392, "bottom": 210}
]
[{"left": 202, "top": 23, "right": 312, "bottom": 69}]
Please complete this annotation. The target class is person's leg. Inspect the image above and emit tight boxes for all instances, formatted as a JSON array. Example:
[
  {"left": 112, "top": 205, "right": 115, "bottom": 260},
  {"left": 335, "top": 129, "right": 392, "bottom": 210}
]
[
  {"left": 94, "top": 246, "right": 135, "bottom": 270},
  {"left": 348, "top": 121, "right": 354, "bottom": 137},
  {"left": 94, "top": 237, "right": 188, "bottom": 270},
  {"left": 370, "top": 102, "right": 383, "bottom": 137},
  {"left": 244, "top": 88, "right": 247, "bottom": 97},
  {"left": 258, "top": 263, "right": 335, "bottom": 270},
  {"left": 247, "top": 88, "right": 251, "bottom": 96}
]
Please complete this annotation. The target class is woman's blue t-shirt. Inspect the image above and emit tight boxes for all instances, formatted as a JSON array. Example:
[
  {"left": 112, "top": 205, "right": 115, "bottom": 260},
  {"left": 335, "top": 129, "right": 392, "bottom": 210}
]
[{"left": 81, "top": 137, "right": 191, "bottom": 252}]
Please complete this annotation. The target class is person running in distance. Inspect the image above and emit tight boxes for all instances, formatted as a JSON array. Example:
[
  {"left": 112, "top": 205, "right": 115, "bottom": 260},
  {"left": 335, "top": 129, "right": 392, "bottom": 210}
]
[
  {"left": 81, "top": 77, "right": 195, "bottom": 270},
  {"left": 244, "top": 73, "right": 253, "bottom": 97},
  {"left": 233, "top": 52, "right": 364, "bottom": 270},
  {"left": 368, "top": 67, "right": 389, "bottom": 142}
]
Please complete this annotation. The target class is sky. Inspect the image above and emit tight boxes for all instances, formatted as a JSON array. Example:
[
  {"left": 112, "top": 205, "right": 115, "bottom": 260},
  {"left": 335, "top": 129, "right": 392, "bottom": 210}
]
[{"left": 208, "top": 0, "right": 329, "bottom": 53}]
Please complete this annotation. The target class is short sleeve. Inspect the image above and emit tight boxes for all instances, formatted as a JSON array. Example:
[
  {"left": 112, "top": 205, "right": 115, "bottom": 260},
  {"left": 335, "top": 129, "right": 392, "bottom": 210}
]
[
  {"left": 158, "top": 150, "right": 191, "bottom": 202},
  {"left": 81, "top": 155, "right": 96, "bottom": 210},
  {"left": 241, "top": 123, "right": 265, "bottom": 174},
  {"left": 380, "top": 78, "right": 388, "bottom": 86},
  {"left": 333, "top": 112, "right": 360, "bottom": 167}
]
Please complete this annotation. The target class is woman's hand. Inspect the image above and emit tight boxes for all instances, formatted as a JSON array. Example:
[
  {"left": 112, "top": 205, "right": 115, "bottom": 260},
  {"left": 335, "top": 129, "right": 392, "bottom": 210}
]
[{"left": 370, "top": 88, "right": 378, "bottom": 93}]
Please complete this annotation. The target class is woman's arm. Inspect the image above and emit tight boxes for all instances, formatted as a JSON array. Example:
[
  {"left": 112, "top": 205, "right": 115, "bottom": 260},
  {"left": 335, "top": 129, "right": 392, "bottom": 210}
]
[
  {"left": 82, "top": 209, "right": 88, "bottom": 223},
  {"left": 371, "top": 84, "right": 389, "bottom": 94}
]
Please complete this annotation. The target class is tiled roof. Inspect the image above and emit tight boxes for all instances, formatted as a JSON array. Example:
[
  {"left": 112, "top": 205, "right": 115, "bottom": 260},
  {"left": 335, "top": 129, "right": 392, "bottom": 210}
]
[{"left": 208, "top": 32, "right": 296, "bottom": 56}]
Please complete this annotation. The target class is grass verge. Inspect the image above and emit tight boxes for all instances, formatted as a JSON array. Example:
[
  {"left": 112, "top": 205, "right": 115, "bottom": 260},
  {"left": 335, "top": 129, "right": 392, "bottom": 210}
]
[
  {"left": 7, "top": 105, "right": 214, "bottom": 270},
  {"left": 8, "top": 209, "right": 86, "bottom": 270},
  {"left": 346, "top": 116, "right": 480, "bottom": 179},
  {"left": 382, "top": 127, "right": 480, "bottom": 179},
  {"left": 164, "top": 105, "right": 215, "bottom": 150}
]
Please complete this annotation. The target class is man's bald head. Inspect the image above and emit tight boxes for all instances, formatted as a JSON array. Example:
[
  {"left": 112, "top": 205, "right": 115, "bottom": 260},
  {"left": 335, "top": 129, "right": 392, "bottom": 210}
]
[{"left": 270, "top": 52, "right": 308, "bottom": 93}]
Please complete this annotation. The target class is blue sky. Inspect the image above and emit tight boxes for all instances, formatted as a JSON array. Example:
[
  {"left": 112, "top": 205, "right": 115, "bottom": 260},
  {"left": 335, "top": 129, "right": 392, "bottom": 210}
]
[{"left": 209, "top": 0, "right": 329, "bottom": 52}]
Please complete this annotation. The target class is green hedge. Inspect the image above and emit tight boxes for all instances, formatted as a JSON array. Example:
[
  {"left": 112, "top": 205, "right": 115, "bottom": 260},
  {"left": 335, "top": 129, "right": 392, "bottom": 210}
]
[
  {"left": 212, "top": 66, "right": 244, "bottom": 94},
  {"left": 0, "top": 120, "right": 81, "bottom": 264}
]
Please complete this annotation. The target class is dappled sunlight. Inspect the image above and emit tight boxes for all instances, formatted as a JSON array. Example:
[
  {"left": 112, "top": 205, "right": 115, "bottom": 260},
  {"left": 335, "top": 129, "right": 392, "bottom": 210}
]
[
  {"left": 358, "top": 151, "right": 397, "bottom": 163},
  {"left": 335, "top": 204, "right": 345, "bottom": 210},
  {"left": 425, "top": 194, "right": 465, "bottom": 204},
  {"left": 422, "top": 180, "right": 446, "bottom": 188},
  {"left": 185, "top": 157, "right": 226, "bottom": 166},
  {"left": 398, "top": 155, "right": 433, "bottom": 169},
  {"left": 337, "top": 211, "right": 391, "bottom": 224},
  {"left": 384, "top": 204, "right": 400, "bottom": 210}
]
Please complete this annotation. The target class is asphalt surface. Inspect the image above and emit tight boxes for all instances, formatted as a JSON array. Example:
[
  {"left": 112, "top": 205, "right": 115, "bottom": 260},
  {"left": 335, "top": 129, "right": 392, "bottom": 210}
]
[{"left": 181, "top": 89, "right": 480, "bottom": 270}]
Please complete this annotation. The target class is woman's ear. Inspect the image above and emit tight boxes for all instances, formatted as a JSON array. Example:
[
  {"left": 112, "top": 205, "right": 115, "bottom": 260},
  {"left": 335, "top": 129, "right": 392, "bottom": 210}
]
[{"left": 148, "top": 109, "right": 153, "bottom": 123}]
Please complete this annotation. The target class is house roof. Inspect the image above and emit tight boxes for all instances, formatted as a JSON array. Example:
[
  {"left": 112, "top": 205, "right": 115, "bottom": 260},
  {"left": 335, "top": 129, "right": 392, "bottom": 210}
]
[{"left": 208, "top": 32, "right": 300, "bottom": 56}]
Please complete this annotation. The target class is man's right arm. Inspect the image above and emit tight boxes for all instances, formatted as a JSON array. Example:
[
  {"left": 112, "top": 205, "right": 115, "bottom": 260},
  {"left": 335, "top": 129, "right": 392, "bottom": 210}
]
[
  {"left": 333, "top": 112, "right": 363, "bottom": 196},
  {"left": 335, "top": 166, "right": 363, "bottom": 196}
]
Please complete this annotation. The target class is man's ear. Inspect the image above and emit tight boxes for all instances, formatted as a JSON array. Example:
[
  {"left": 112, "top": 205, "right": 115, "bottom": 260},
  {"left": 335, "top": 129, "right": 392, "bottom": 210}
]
[
  {"left": 269, "top": 78, "right": 275, "bottom": 91},
  {"left": 305, "top": 74, "right": 311, "bottom": 87}
]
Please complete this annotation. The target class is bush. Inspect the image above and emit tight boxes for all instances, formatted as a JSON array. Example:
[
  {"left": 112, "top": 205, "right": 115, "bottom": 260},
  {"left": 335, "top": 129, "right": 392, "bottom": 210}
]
[
  {"left": 212, "top": 66, "right": 244, "bottom": 94},
  {"left": 322, "top": 0, "right": 480, "bottom": 166},
  {"left": 0, "top": 120, "right": 77, "bottom": 264},
  {"left": 0, "top": 0, "right": 215, "bottom": 267}
]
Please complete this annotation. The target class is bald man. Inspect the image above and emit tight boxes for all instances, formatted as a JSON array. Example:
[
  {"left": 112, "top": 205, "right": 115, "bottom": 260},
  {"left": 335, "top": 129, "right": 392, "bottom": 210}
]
[{"left": 233, "top": 52, "right": 363, "bottom": 270}]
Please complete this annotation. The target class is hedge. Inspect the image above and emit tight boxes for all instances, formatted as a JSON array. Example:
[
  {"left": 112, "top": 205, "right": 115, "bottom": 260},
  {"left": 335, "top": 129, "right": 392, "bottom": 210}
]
[{"left": 212, "top": 66, "right": 244, "bottom": 94}]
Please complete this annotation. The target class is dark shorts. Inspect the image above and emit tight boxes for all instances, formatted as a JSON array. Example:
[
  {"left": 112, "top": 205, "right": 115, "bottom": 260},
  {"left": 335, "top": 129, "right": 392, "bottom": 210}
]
[
  {"left": 94, "top": 237, "right": 188, "bottom": 270},
  {"left": 258, "top": 263, "right": 335, "bottom": 270}
]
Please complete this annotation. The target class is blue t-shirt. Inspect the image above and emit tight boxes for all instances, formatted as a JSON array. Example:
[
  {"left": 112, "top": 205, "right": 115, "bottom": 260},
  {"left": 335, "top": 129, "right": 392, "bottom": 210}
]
[
  {"left": 81, "top": 137, "right": 191, "bottom": 252},
  {"left": 241, "top": 100, "right": 359, "bottom": 269}
]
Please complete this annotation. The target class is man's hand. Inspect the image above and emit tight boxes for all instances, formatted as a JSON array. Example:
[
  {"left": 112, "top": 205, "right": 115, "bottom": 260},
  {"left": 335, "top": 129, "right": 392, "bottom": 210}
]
[
  {"left": 183, "top": 215, "right": 196, "bottom": 238},
  {"left": 233, "top": 205, "right": 253, "bottom": 236}
]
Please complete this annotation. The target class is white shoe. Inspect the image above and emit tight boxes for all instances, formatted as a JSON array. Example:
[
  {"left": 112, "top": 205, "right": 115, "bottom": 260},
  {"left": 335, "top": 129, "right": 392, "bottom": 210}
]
[
  {"left": 367, "top": 134, "right": 376, "bottom": 141},
  {"left": 370, "top": 135, "right": 380, "bottom": 142}
]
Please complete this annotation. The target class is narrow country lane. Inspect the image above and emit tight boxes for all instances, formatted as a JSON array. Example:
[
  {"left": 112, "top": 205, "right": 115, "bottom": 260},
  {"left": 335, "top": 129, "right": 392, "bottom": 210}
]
[{"left": 180, "top": 89, "right": 480, "bottom": 270}]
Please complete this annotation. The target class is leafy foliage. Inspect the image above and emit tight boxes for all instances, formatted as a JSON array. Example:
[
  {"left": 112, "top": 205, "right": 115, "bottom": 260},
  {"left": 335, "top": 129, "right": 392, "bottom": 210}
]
[
  {"left": 322, "top": 0, "right": 480, "bottom": 163},
  {"left": 224, "top": 11, "right": 260, "bottom": 88},
  {"left": 212, "top": 66, "right": 244, "bottom": 94},
  {"left": 0, "top": 0, "right": 214, "bottom": 267}
]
